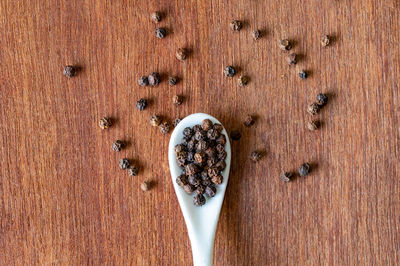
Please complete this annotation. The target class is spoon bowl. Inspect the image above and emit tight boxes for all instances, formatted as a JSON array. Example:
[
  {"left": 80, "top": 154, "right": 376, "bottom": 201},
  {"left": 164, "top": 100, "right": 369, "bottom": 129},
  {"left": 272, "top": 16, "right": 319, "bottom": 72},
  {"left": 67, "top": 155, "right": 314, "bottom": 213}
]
[{"left": 168, "top": 113, "right": 231, "bottom": 266}]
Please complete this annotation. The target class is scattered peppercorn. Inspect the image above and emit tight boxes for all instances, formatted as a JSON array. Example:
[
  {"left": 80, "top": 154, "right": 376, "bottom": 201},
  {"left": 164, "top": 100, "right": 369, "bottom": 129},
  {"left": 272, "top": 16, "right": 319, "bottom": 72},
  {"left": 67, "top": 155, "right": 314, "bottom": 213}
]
[
  {"left": 298, "top": 163, "right": 310, "bottom": 176},
  {"left": 299, "top": 70, "right": 307, "bottom": 79},
  {"left": 307, "top": 103, "right": 320, "bottom": 115},
  {"left": 112, "top": 140, "right": 125, "bottom": 152},
  {"left": 151, "top": 11, "right": 161, "bottom": 23},
  {"left": 172, "top": 95, "right": 183, "bottom": 105},
  {"left": 119, "top": 158, "right": 130, "bottom": 170},
  {"left": 321, "top": 35, "right": 330, "bottom": 47},
  {"left": 281, "top": 172, "right": 293, "bottom": 182},
  {"left": 287, "top": 53, "right": 297, "bottom": 65},
  {"left": 316, "top": 93, "right": 328, "bottom": 106},
  {"left": 230, "top": 130, "right": 241, "bottom": 141},
  {"left": 250, "top": 151, "right": 262, "bottom": 162},
  {"left": 230, "top": 20, "right": 243, "bottom": 31},
  {"left": 148, "top": 72, "right": 160, "bottom": 86},
  {"left": 176, "top": 48, "right": 187, "bottom": 61},
  {"left": 173, "top": 118, "right": 182, "bottom": 127},
  {"left": 140, "top": 180, "right": 151, "bottom": 191},
  {"left": 307, "top": 120, "right": 320, "bottom": 131},
  {"left": 224, "top": 66, "right": 236, "bottom": 77},
  {"left": 169, "top": 76, "right": 179, "bottom": 85},
  {"left": 252, "top": 29, "right": 261, "bottom": 40},
  {"left": 155, "top": 27, "right": 166, "bottom": 38},
  {"left": 244, "top": 115, "right": 255, "bottom": 127},
  {"left": 128, "top": 166, "right": 139, "bottom": 176},
  {"left": 138, "top": 76, "right": 149, "bottom": 86},
  {"left": 150, "top": 115, "right": 162, "bottom": 127},
  {"left": 238, "top": 75, "right": 249, "bottom": 86},
  {"left": 63, "top": 65, "right": 77, "bottom": 78},
  {"left": 160, "top": 122, "right": 170, "bottom": 135},
  {"left": 279, "top": 39, "right": 292, "bottom": 51},
  {"left": 136, "top": 98, "right": 147, "bottom": 111},
  {"left": 99, "top": 117, "right": 112, "bottom": 130}
]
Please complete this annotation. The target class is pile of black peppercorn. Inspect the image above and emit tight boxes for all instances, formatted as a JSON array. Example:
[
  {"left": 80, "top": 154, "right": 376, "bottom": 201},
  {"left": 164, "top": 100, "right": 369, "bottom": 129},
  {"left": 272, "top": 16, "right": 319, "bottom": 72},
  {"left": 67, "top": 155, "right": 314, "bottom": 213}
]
[{"left": 174, "top": 119, "right": 227, "bottom": 206}]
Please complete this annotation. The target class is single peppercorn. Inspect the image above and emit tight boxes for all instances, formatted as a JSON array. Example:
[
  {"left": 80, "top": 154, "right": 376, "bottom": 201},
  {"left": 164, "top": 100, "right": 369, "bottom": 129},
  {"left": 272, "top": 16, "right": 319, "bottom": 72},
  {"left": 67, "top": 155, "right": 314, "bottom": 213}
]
[
  {"left": 201, "top": 119, "right": 213, "bottom": 131},
  {"left": 194, "top": 152, "right": 206, "bottom": 164},
  {"left": 207, "top": 167, "right": 219, "bottom": 178},
  {"left": 175, "top": 144, "right": 186, "bottom": 154},
  {"left": 279, "top": 39, "right": 292, "bottom": 51},
  {"left": 307, "top": 120, "right": 320, "bottom": 131},
  {"left": 281, "top": 172, "right": 293, "bottom": 182},
  {"left": 321, "top": 35, "right": 330, "bottom": 47},
  {"left": 213, "top": 124, "right": 223, "bottom": 133},
  {"left": 193, "top": 125, "right": 202, "bottom": 132},
  {"left": 99, "top": 117, "right": 112, "bottom": 129},
  {"left": 194, "top": 130, "right": 206, "bottom": 141},
  {"left": 188, "top": 175, "right": 201, "bottom": 187},
  {"left": 244, "top": 115, "right": 255, "bottom": 127},
  {"left": 119, "top": 158, "right": 130, "bottom": 170},
  {"left": 138, "top": 76, "right": 149, "bottom": 86},
  {"left": 207, "top": 129, "right": 219, "bottom": 140},
  {"left": 160, "top": 122, "right": 170, "bottom": 135},
  {"left": 287, "top": 53, "right": 297, "bottom": 65},
  {"left": 155, "top": 27, "right": 166, "bottom": 38},
  {"left": 196, "top": 140, "right": 209, "bottom": 151},
  {"left": 216, "top": 143, "right": 225, "bottom": 153},
  {"left": 298, "top": 163, "right": 310, "bottom": 177},
  {"left": 224, "top": 66, "right": 236, "bottom": 77},
  {"left": 205, "top": 185, "right": 216, "bottom": 197},
  {"left": 183, "top": 184, "right": 195, "bottom": 194},
  {"left": 211, "top": 174, "right": 223, "bottom": 185},
  {"left": 148, "top": 72, "right": 160, "bottom": 86},
  {"left": 128, "top": 166, "right": 139, "bottom": 176},
  {"left": 63, "top": 65, "right": 77, "bottom": 78},
  {"left": 176, "top": 48, "right": 187, "bottom": 61},
  {"left": 169, "top": 76, "right": 179, "bottom": 85},
  {"left": 173, "top": 118, "right": 182, "bottom": 127},
  {"left": 230, "top": 20, "right": 243, "bottom": 31},
  {"left": 316, "top": 93, "right": 328, "bottom": 106},
  {"left": 151, "top": 11, "right": 161, "bottom": 23},
  {"left": 176, "top": 174, "right": 188, "bottom": 187},
  {"left": 218, "top": 151, "right": 227, "bottom": 160},
  {"left": 238, "top": 75, "right": 249, "bottom": 86},
  {"left": 215, "top": 160, "right": 226, "bottom": 171},
  {"left": 230, "top": 130, "right": 241, "bottom": 141},
  {"left": 216, "top": 135, "right": 226, "bottom": 145},
  {"left": 193, "top": 193, "right": 206, "bottom": 206},
  {"left": 185, "top": 163, "right": 199, "bottom": 176},
  {"left": 252, "top": 29, "right": 261, "bottom": 40},
  {"left": 183, "top": 127, "right": 194, "bottom": 137},
  {"left": 136, "top": 98, "right": 147, "bottom": 111},
  {"left": 172, "top": 95, "right": 183, "bottom": 105},
  {"left": 299, "top": 70, "right": 307, "bottom": 79},
  {"left": 140, "top": 180, "right": 151, "bottom": 191},
  {"left": 112, "top": 140, "right": 125, "bottom": 152},
  {"left": 187, "top": 140, "right": 196, "bottom": 151},
  {"left": 176, "top": 151, "right": 188, "bottom": 161},
  {"left": 150, "top": 115, "right": 162, "bottom": 127},
  {"left": 195, "top": 185, "right": 206, "bottom": 195},
  {"left": 307, "top": 103, "right": 320, "bottom": 115},
  {"left": 250, "top": 151, "right": 261, "bottom": 162}
]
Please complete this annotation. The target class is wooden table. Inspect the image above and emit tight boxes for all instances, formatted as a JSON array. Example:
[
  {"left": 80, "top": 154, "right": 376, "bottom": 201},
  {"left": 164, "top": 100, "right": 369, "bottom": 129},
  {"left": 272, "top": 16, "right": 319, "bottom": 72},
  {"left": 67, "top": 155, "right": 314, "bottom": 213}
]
[{"left": 1, "top": 0, "right": 399, "bottom": 265}]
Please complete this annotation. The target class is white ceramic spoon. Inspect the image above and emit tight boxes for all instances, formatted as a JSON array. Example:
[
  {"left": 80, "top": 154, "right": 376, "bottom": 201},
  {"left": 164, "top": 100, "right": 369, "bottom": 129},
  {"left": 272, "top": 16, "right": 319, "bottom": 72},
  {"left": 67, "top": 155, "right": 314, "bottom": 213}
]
[{"left": 168, "top": 113, "right": 231, "bottom": 266}]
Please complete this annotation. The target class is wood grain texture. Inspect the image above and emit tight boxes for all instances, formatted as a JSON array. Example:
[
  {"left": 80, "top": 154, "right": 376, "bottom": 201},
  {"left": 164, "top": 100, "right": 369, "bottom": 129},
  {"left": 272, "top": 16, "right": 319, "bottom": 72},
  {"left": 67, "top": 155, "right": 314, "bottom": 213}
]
[{"left": 0, "top": 0, "right": 399, "bottom": 265}]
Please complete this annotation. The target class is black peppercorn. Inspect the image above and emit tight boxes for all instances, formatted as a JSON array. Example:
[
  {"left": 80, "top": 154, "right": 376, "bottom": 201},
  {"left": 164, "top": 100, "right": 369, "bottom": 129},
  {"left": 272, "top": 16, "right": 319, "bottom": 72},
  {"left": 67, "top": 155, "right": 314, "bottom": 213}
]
[
  {"left": 279, "top": 39, "right": 292, "bottom": 51},
  {"left": 287, "top": 53, "right": 297, "bottom": 65},
  {"left": 187, "top": 152, "right": 194, "bottom": 162},
  {"left": 148, "top": 72, "right": 160, "bottom": 86},
  {"left": 112, "top": 140, "right": 125, "bottom": 152},
  {"left": 207, "top": 157, "right": 217, "bottom": 167},
  {"left": 173, "top": 118, "right": 182, "bottom": 127},
  {"left": 141, "top": 180, "right": 151, "bottom": 191},
  {"left": 321, "top": 35, "right": 330, "bottom": 47},
  {"left": 128, "top": 166, "right": 139, "bottom": 176},
  {"left": 223, "top": 66, "right": 236, "bottom": 77},
  {"left": 298, "top": 163, "right": 310, "bottom": 176},
  {"left": 176, "top": 174, "right": 188, "bottom": 187},
  {"left": 188, "top": 175, "right": 201, "bottom": 186},
  {"left": 213, "top": 124, "right": 223, "bottom": 133},
  {"left": 244, "top": 115, "right": 255, "bottom": 127},
  {"left": 230, "top": 130, "right": 241, "bottom": 141},
  {"left": 136, "top": 98, "right": 147, "bottom": 111},
  {"left": 155, "top": 27, "right": 166, "bottom": 38},
  {"left": 150, "top": 115, "right": 162, "bottom": 127},
  {"left": 207, "top": 167, "right": 219, "bottom": 178},
  {"left": 218, "top": 151, "right": 227, "bottom": 160},
  {"left": 193, "top": 194, "right": 206, "bottom": 206},
  {"left": 172, "top": 95, "right": 183, "bottom": 105},
  {"left": 252, "top": 29, "right": 261, "bottom": 40},
  {"left": 183, "top": 184, "right": 195, "bottom": 194},
  {"left": 194, "top": 152, "right": 206, "bottom": 164},
  {"left": 211, "top": 174, "right": 223, "bottom": 185},
  {"left": 216, "top": 143, "right": 225, "bottom": 154},
  {"left": 138, "top": 76, "right": 149, "bottom": 86},
  {"left": 230, "top": 20, "right": 243, "bottom": 31},
  {"left": 195, "top": 185, "right": 206, "bottom": 195},
  {"left": 250, "top": 151, "right": 261, "bottom": 162},
  {"left": 176, "top": 48, "right": 187, "bottom": 61},
  {"left": 307, "top": 103, "right": 320, "bottom": 115},
  {"left": 151, "top": 11, "right": 161, "bottom": 23},
  {"left": 216, "top": 135, "right": 226, "bottom": 146},
  {"left": 160, "top": 122, "right": 170, "bottom": 135},
  {"left": 299, "top": 70, "right": 307, "bottom": 79},
  {"left": 174, "top": 144, "right": 186, "bottom": 154},
  {"left": 99, "top": 117, "right": 112, "bottom": 129},
  {"left": 176, "top": 151, "right": 188, "bottom": 161},
  {"left": 205, "top": 185, "right": 216, "bottom": 197},
  {"left": 187, "top": 140, "right": 196, "bottom": 152},
  {"left": 201, "top": 119, "right": 213, "bottom": 131},
  {"left": 207, "top": 129, "right": 219, "bottom": 140},
  {"left": 307, "top": 120, "right": 320, "bottom": 131},
  {"left": 119, "top": 158, "right": 130, "bottom": 170},
  {"left": 63, "top": 65, "right": 77, "bottom": 78},
  {"left": 169, "top": 76, "right": 179, "bottom": 85},
  {"left": 316, "top": 93, "right": 328, "bottom": 106},
  {"left": 205, "top": 147, "right": 216, "bottom": 159},
  {"left": 238, "top": 75, "right": 249, "bottom": 86},
  {"left": 196, "top": 140, "right": 209, "bottom": 151},
  {"left": 215, "top": 160, "right": 226, "bottom": 171},
  {"left": 185, "top": 163, "right": 199, "bottom": 176},
  {"left": 183, "top": 127, "right": 194, "bottom": 137},
  {"left": 281, "top": 172, "right": 293, "bottom": 182}
]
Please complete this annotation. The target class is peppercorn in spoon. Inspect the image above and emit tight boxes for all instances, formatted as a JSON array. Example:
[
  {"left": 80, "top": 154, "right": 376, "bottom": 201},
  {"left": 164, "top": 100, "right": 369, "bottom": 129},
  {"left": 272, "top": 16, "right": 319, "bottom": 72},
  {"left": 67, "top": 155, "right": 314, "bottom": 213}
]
[{"left": 168, "top": 113, "right": 231, "bottom": 266}]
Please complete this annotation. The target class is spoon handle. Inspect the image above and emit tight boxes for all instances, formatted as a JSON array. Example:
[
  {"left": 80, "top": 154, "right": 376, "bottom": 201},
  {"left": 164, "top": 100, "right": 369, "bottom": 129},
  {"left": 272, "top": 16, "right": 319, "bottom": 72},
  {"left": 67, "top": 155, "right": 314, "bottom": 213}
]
[{"left": 190, "top": 235, "right": 214, "bottom": 266}]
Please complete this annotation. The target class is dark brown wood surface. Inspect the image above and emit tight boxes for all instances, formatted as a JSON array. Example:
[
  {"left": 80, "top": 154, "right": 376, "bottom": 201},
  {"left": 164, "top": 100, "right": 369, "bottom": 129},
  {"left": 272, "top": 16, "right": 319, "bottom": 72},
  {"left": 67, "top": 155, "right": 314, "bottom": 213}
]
[{"left": 0, "top": 0, "right": 399, "bottom": 265}]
